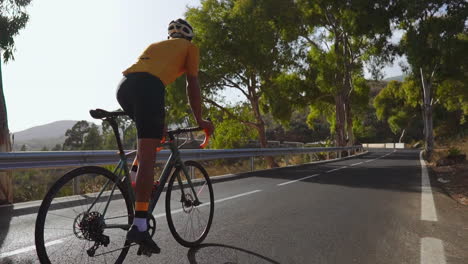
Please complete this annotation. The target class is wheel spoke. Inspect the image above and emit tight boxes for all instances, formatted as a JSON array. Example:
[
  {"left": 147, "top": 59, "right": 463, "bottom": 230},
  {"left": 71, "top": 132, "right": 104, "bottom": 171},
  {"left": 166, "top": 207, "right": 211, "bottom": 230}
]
[
  {"left": 166, "top": 161, "right": 213, "bottom": 247},
  {"left": 36, "top": 167, "right": 132, "bottom": 263}
]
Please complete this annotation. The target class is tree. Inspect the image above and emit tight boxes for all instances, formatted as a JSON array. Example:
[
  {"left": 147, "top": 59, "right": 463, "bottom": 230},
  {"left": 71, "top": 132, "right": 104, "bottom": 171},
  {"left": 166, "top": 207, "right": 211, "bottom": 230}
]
[
  {"left": 295, "top": 0, "right": 397, "bottom": 146},
  {"left": 51, "top": 144, "right": 62, "bottom": 151},
  {"left": 63, "top": 121, "right": 90, "bottom": 150},
  {"left": 0, "top": 0, "right": 32, "bottom": 203},
  {"left": 374, "top": 80, "right": 420, "bottom": 142},
  {"left": 101, "top": 113, "right": 136, "bottom": 150},
  {"left": 397, "top": 0, "right": 468, "bottom": 157},
  {"left": 40, "top": 146, "right": 48, "bottom": 151},
  {"left": 20, "top": 144, "right": 26, "bottom": 151},
  {"left": 186, "top": 0, "right": 297, "bottom": 167},
  {"left": 82, "top": 124, "right": 102, "bottom": 150}
]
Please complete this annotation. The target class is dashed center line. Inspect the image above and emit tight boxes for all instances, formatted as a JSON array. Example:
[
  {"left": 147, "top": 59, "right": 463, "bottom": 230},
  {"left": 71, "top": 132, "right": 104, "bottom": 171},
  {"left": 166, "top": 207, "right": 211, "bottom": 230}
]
[
  {"left": 326, "top": 167, "right": 342, "bottom": 173},
  {"left": 278, "top": 174, "right": 320, "bottom": 186}
]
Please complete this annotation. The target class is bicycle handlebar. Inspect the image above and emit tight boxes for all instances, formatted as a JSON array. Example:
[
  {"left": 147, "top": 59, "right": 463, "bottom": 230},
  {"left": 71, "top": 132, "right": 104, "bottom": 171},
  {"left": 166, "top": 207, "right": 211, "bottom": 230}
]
[{"left": 166, "top": 127, "right": 211, "bottom": 149}]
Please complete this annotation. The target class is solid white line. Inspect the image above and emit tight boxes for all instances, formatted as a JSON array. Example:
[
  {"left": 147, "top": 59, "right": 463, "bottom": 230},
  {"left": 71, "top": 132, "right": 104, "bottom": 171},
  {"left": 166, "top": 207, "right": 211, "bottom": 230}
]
[
  {"left": 277, "top": 174, "right": 320, "bottom": 186},
  {"left": 154, "top": 189, "right": 263, "bottom": 218},
  {"left": 421, "top": 237, "right": 446, "bottom": 264},
  {"left": 420, "top": 151, "right": 438, "bottom": 221},
  {"left": 350, "top": 162, "right": 364, "bottom": 167},
  {"left": 0, "top": 239, "right": 63, "bottom": 259}
]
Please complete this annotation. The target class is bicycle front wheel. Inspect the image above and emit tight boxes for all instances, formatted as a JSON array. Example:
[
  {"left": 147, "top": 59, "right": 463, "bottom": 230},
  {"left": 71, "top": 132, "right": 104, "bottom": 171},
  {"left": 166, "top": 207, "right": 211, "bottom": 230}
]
[
  {"left": 35, "top": 166, "right": 133, "bottom": 264},
  {"left": 166, "top": 160, "right": 214, "bottom": 247}
]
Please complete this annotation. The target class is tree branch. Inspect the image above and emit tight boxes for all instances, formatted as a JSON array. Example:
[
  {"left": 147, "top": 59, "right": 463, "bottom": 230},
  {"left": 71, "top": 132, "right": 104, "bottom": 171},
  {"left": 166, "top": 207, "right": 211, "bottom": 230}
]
[
  {"left": 203, "top": 96, "right": 258, "bottom": 128},
  {"left": 222, "top": 77, "right": 249, "bottom": 98},
  {"left": 302, "top": 35, "right": 321, "bottom": 50}
]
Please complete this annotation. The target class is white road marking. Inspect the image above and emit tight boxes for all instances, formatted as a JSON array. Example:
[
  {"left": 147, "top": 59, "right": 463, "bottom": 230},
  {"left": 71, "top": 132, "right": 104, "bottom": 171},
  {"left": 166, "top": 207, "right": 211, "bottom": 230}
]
[
  {"left": 154, "top": 189, "right": 262, "bottom": 218},
  {"left": 421, "top": 237, "right": 446, "bottom": 264},
  {"left": 277, "top": 174, "right": 320, "bottom": 186},
  {"left": 350, "top": 162, "right": 363, "bottom": 166},
  {"left": 0, "top": 190, "right": 262, "bottom": 259},
  {"left": 0, "top": 239, "right": 63, "bottom": 259},
  {"left": 420, "top": 151, "right": 438, "bottom": 221},
  {"left": 326, "top": 168, "right": 342, "bottom": 173}
]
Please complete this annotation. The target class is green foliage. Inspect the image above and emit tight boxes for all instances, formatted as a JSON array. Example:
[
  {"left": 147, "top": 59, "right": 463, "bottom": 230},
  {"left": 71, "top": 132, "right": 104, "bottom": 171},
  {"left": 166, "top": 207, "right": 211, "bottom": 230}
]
[
  {"left": 212, "top": 118, "right": 257, "bottom": 149},
  {"left": 82, "top": 124, "right": 102, "bottom": 150},
  {"left": 51, "top": 144, "right": 62, "bottom": 151},
  {"left": 101, "top": 113, "right": 137, "bottom": 150},
  {"left": 63, "top": 121, "right": 90, "bottom": 150},
  {"left": 186, "top": 0, "right": 298, "bottom": 147},
  {"left": 374, "top": 80, "right": 419, "bottom": 136},
  {"left": 166, "top": 76, "right": 191, "bottom": 124},
  {"left": 448, "top": 147, "right": 461, "bottom": 157},
  {"left": 20, "top": 144, "right": 26, "bottom": 151},
  {"left": 0, "top": 0, "right": 32, "bottom": 62},
  {"left": 437, "top": 79, "right": 468, "bottom": 124}
]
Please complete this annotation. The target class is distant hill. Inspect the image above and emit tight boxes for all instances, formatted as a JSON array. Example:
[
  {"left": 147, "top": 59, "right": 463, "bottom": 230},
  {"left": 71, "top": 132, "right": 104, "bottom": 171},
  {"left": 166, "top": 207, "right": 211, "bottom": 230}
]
[
  {"left": 12, "top": 120, "right": 78, "bottom": 151},
  {"left": 367, "top": 80, "right": 388, "bottom": 98},
  {"left": 383, "top": 74, "right": 405, "bottom": 82}
]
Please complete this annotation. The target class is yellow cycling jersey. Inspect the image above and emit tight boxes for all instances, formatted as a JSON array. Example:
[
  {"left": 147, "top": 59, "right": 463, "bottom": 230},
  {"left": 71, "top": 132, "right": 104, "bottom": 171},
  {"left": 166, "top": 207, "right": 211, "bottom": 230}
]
[{"left": 123, "top": 38, "right": 199, "bottom": 86}]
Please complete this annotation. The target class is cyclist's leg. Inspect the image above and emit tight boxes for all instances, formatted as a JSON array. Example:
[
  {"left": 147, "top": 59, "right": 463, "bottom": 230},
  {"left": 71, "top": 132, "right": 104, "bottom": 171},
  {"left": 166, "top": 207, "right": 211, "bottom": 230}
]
[{"left": 118, "top": 72, "right": 165, "bottom": 254}]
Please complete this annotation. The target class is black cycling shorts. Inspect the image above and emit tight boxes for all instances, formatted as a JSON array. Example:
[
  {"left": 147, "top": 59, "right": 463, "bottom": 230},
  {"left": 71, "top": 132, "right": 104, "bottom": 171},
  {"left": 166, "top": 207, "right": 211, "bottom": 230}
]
[{"left": 116, "top": 72, "right": 165, "bottom": 139}]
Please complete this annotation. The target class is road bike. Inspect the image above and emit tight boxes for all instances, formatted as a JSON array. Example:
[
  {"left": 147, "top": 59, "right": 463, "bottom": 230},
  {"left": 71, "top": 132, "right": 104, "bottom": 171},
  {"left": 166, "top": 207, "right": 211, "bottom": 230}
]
[{"left": 35, "top": 109, "right": 215, "bottom": 263}]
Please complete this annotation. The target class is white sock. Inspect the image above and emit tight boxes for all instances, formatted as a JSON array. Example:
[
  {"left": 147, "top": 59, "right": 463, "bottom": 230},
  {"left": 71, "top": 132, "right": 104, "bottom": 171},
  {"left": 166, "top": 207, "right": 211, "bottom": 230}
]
[{"left": 133, "top": 217, "right": 147, "bottom": 232}]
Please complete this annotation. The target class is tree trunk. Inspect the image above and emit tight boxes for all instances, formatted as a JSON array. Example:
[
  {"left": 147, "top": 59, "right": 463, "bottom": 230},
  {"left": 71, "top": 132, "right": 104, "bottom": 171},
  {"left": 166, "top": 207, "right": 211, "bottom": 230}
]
[
  {"left": 420, "top": 68, "right": 434, "bottom": 158},
  {"left": 399, "top": 128, "right": 406, "bottom": 143},
  {"left": 250, "top": 85, "right": 278, "bottom": 168},
  {"left": 334, "top": 93, "right": 347, "bottom": 147},
  {"left": 0, "top": 51, "right": 13, "bottom": 204},
  {"left": 256, "top": 122, "right": 278, "bottom": 168},
  {"left": 344, "top": 99, "right": 354, "bottom": 146}
]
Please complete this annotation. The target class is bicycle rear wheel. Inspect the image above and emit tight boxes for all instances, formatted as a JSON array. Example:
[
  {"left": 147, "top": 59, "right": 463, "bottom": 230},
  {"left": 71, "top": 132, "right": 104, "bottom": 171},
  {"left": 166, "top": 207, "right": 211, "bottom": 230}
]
[
  {"left": 166, "top": 160, "right": 214, "bottom": 247},
  {"left": 35, "top": 166, "right": 133, "bottom": 264}
]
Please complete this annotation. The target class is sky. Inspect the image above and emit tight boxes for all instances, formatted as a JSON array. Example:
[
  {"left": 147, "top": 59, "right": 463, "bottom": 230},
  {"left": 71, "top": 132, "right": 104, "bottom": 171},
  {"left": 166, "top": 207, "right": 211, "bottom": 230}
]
[{"left": 2, "top": 0, "right": 404, "bottom": 133}]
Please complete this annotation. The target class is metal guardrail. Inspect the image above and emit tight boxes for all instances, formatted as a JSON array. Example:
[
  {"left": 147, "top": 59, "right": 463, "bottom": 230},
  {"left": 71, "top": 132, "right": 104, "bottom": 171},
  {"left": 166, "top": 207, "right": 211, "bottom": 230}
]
[{"left": 0, "top": 146, "right": 363, "bottom": 171}]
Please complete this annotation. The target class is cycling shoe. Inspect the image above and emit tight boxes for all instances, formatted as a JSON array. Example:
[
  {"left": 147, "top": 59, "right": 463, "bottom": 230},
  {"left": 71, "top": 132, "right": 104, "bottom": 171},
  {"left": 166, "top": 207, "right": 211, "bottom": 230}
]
[{"left": 126, "top": 225, "right": 161, "bottom": 255}]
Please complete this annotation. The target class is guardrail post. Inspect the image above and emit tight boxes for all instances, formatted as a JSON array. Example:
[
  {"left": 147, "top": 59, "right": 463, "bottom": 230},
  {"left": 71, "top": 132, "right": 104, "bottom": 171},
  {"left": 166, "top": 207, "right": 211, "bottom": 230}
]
[
  {"left": 250, "top": 156, "right": 255, "bottom": 172},
  {"left": 73, "top": 177, "right": 80, "bottom": 195},
  {"left": 326, "top": 152, "right": 330, "bottom": 160},
  {"left": 338, "top": 151, "right": 341, "bottom": 158},
  {"left": 347, "top": 149, "right": 350, "bottom": 156}
]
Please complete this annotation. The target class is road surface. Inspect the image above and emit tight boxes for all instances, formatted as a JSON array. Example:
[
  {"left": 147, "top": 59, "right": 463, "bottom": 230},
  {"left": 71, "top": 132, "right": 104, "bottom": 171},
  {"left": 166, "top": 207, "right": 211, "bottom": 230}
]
[{"left": 0, "top": 149, "right": 467, "bottom": 263}]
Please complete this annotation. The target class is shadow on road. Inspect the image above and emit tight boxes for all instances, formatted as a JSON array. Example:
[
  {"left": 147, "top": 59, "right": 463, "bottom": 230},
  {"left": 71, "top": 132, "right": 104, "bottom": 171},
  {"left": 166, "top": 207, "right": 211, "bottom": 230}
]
[
  {"left": 225, "top": 149, "right": 440, "bottom": 195},
  {"left": 187, "top": 243, "right": 280, "bottom": 264}
]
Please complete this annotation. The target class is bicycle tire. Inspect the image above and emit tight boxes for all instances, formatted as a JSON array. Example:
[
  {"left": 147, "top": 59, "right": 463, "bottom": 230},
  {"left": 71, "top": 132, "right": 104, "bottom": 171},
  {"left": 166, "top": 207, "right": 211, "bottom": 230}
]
[
  {"left": 35, "top": 166, "right": 133, "bottom": 264},
  {"left": 165, "top": 160, "right": 214, "bottom": 247}
]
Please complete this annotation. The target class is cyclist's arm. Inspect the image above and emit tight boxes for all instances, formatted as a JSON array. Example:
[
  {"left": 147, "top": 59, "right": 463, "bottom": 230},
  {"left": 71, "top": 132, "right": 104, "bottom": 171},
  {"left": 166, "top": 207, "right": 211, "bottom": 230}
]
[
  {"left": 186, "top": 75, "right": 203, "bottom": 123},
  {"left": 186, "top": 75, "right": 214, "bottom": 135}
]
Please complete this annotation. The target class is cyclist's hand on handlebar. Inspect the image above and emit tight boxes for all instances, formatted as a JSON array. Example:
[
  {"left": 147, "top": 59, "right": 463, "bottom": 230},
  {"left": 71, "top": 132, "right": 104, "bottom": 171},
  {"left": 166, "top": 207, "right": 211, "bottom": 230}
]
[{"left": 197, "top": 119, "right": 214, "bottom": 136}]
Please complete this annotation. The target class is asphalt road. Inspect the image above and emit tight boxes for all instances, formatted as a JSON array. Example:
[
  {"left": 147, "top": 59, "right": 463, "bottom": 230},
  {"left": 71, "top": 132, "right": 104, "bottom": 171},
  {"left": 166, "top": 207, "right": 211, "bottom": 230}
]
[{"left": 0, "top": 150, "right": 467, "bottom": 263}]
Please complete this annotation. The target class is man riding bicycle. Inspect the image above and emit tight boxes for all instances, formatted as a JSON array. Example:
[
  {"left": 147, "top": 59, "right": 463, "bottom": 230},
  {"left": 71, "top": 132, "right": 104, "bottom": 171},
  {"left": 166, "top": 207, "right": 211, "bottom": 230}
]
[{"left": 116, "top": 18, "right": 214, "bottom": 254}]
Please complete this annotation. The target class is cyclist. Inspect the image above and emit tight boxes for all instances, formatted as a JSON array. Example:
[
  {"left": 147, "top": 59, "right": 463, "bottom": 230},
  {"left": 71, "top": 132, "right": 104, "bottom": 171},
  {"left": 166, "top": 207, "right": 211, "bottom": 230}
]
[{"left": 116, "top": 18, "right": 214, "bottom": 254}]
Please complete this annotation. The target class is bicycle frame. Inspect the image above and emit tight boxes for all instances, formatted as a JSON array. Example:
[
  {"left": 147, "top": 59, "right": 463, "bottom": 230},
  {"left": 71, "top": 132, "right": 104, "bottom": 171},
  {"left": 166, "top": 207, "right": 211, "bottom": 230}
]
[{"left": 86, "top": 131, "right": 202, "bottom": 232}]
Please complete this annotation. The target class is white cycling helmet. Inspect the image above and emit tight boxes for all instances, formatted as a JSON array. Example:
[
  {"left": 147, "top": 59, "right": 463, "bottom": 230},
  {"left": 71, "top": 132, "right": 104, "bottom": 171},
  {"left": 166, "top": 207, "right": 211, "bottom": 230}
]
[{"left": 168, "top": 19, "right": 194, "bottom": 40}]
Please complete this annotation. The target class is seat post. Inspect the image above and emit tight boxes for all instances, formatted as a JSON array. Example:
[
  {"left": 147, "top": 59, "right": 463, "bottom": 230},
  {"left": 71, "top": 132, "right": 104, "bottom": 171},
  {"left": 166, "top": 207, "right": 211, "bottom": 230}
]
[{"left": 106, "top": 118, "right": 125, "bottom": 156}]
